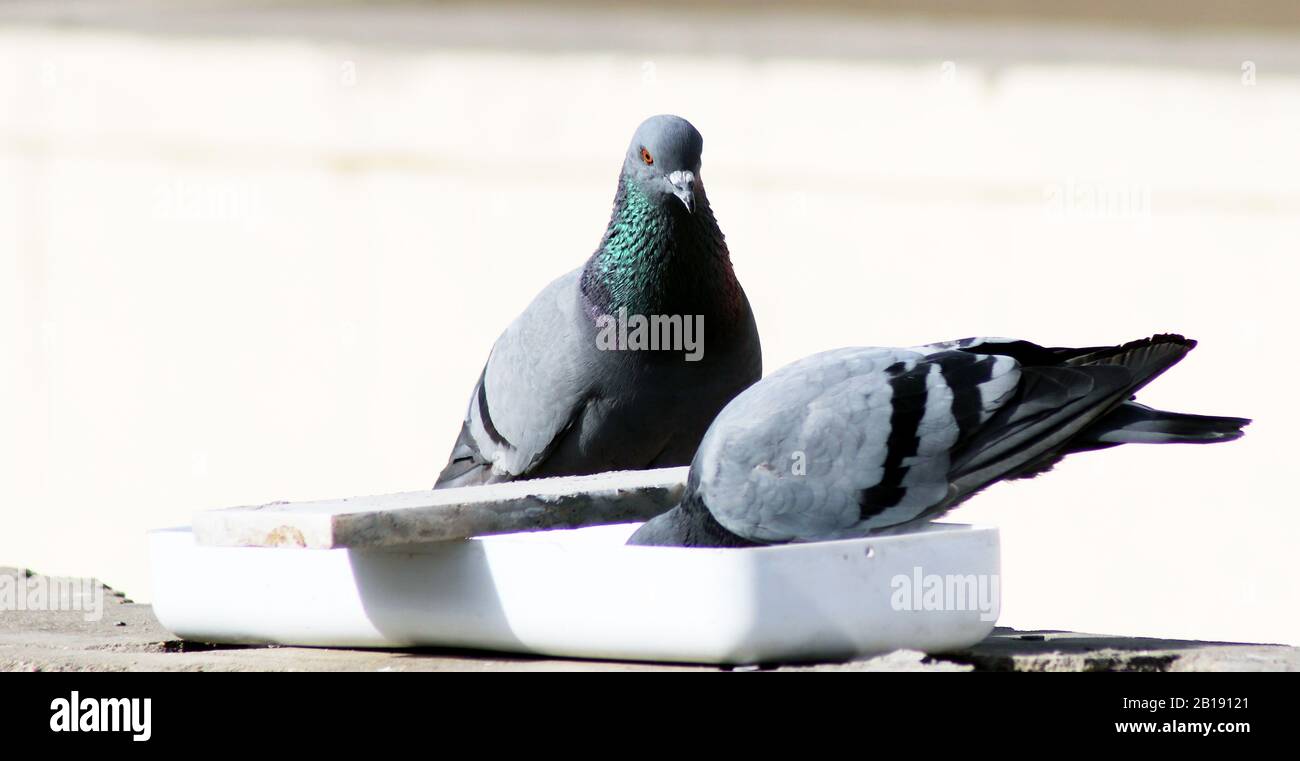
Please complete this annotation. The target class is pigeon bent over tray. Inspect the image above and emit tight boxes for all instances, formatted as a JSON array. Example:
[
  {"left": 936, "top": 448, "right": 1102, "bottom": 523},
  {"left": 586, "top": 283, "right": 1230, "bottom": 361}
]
[
  {"left": 628, "top": 335, "right": 1249, "bottom": 547},
  {"left": 437, "top": 115, "right": 762, "bottom": 488}
]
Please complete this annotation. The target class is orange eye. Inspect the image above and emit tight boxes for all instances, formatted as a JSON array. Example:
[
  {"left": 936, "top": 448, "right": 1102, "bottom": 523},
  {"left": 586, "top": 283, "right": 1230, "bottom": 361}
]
[{"left": 640, "top": 147, "right": 654, "bottom": 165}]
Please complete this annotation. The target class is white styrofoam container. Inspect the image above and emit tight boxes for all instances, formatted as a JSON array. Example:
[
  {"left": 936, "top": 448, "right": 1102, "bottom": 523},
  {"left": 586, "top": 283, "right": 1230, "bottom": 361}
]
[{"left": 149, "top": 522, "right": 999, "bottom": 665}]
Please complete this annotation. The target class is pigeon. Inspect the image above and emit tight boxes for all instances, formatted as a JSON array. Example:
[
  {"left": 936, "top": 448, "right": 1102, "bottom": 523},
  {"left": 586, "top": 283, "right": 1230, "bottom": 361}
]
[
  {"left": 628, "top": 334, "right": 1249, "bottom": 547},
  {"left": 436, "top": 115, "right": 762, "bottom": 488}
]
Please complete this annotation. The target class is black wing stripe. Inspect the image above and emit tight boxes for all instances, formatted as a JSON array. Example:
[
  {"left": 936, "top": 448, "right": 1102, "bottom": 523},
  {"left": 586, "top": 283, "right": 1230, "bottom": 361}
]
[
  {"left": 930, "top": 350, "right": 998, "bottom": 441},
  {"left": 476, "top": 370, "right": 512, "bottom": 448},
  {"left": 859, "top": 363, "right": 929, "bottom": 518}
]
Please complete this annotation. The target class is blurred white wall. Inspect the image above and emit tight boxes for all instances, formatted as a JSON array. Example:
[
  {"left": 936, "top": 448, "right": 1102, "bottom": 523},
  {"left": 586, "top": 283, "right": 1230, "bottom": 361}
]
[{"left": 2, "top": 2, "right": 1298, "bottom": 644}]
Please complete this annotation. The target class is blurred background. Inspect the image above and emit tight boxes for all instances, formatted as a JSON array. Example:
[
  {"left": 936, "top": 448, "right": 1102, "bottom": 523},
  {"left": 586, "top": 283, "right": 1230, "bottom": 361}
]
[{"left": 2, "top": 1, "right": 1297, "bottom": 645}]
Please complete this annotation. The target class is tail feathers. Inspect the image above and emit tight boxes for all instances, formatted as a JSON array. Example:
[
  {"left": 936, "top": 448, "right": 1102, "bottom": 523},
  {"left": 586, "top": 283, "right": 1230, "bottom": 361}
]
[
  {"left": 949, "top": 334, "right": 1209, "bottom": 499},
  {"left": 1072, "top": 401, "right": 1250, "bottom": 449},
  {"left": 435, "top": 460, "right": 501, "bottom": 489},
  {"left": 435, "top": 423, "right": 503, "bottom": 489}
]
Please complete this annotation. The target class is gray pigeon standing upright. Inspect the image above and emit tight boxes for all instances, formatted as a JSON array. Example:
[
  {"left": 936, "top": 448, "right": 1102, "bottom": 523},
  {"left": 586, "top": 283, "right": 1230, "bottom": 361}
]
[
  {"left": 628, "top": 334, "right": 1249, "bottom": 546},
  {"left": 436, "top": 115, "right": 762, "bottom": 488}
]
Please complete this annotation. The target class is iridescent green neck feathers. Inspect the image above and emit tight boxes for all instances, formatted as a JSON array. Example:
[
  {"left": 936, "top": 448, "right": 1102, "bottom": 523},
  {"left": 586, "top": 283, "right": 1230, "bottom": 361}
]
[{"left": 581, "top": 174, "right": 739, "bottom": 321}]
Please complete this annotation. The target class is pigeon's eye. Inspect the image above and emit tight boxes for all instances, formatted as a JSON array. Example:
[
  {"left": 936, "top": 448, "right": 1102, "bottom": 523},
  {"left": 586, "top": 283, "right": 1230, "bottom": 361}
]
[{"left": 640, "top": 147, "right": 654, "bottom": 165}]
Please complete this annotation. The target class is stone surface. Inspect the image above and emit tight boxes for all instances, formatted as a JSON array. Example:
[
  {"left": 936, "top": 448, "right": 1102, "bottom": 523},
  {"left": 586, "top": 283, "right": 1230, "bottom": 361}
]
[
  {"left": 940, "top": 629, "right": 1300, "bottom": 672},
  {"left": 2, "top": 568, "right": 1295, "bottom": 672}
]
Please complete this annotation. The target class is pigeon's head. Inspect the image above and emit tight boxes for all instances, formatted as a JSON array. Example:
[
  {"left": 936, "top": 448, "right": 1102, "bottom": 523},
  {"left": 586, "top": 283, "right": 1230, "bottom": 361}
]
[{"left": 623, "top": 114, "right": 704, "bottom": 214}]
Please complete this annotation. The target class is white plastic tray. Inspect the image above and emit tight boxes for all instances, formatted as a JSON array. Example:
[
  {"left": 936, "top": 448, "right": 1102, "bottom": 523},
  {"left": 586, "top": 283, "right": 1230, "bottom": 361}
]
[{"left": 149, "top": 522, "right": 999, "bottom": 665}]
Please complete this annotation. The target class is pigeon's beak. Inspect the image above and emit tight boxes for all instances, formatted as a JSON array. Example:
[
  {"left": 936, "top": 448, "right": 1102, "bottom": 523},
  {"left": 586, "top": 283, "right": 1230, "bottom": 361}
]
[{"left": 668, "top": 170, "right": 696, "bottom": 214}]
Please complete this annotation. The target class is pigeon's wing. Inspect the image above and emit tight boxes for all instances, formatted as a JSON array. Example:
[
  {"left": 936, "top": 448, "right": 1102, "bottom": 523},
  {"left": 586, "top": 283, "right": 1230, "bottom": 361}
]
[
  {"left": 694, "top": 335, "right": 1199, "bottom": 542},
  {"left": 691, "top": 345, "right": 1022, "bottom": 543},
  {"left": 436, "top": 269, "right": 595, "bottom": 487}
]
